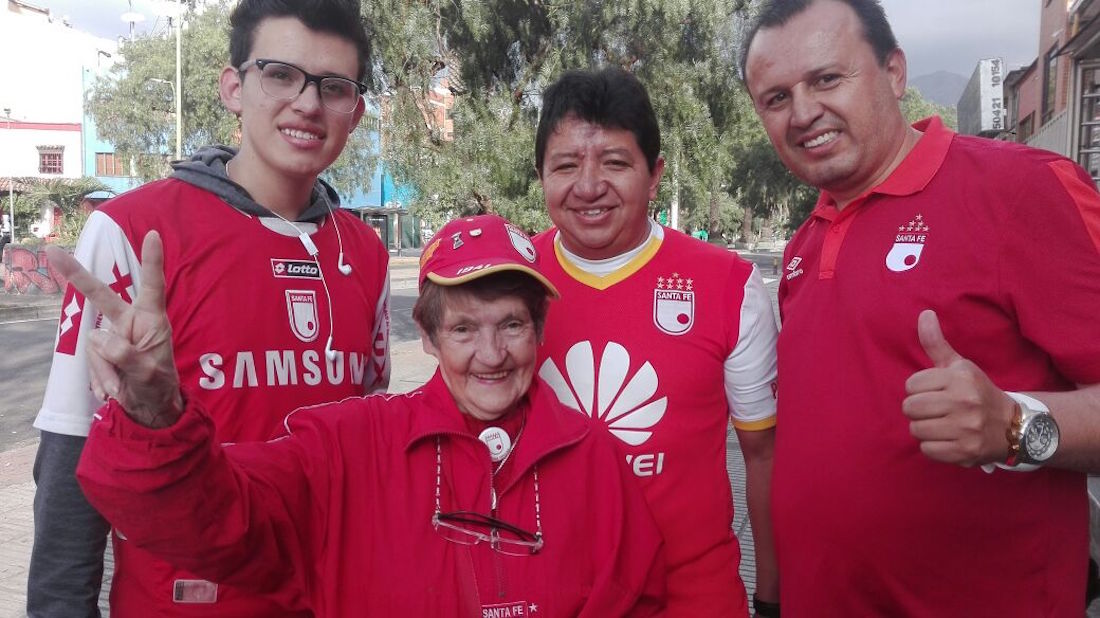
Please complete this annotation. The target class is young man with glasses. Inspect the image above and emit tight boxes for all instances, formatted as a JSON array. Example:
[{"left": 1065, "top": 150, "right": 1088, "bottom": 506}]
[
  {"left": 28, "top": 1, "right": 389, "bottom": 616},
  {"left": 49, "top": 215, "right": 665, "bottom": 616}
]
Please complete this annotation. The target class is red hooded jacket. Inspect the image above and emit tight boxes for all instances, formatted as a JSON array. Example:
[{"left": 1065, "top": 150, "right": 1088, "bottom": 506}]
[{"left": 78, "top": 373, "right": 666, "bottom": 616}]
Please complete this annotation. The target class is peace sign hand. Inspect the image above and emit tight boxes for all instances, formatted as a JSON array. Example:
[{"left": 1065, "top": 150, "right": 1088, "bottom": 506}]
[{"left": 47, "top": 231, "right": 183, "bottom": 428}]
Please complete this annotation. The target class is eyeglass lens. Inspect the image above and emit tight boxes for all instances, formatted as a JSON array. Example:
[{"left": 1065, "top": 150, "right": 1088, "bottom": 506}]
[
  {"left": 257, "top": 61, "right": 360, "bottom": 113},
  {"left": 433, "top": 513, "right": 543, "bottom": 556}
]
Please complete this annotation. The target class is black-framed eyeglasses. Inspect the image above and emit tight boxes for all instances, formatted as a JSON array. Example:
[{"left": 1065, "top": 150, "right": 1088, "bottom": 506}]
[
  {"left": 237, "top": 58, "right": 367, "bottom": 114},
  {"left": 431, "top": 437, "right": 544, "bottom": 556},
  {"left": 432, "top": 510, "right": 544, "bottom": 556}
]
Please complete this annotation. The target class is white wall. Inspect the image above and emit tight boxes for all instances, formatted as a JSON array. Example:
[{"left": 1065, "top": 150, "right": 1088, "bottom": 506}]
[
  {"left": 0, "top": 1, "right": 117, "bottom": 179},
  {"left": 0, "top": 4, "right": 116, "bottom": 124},
  {"left": 3, "top": 126, "right": 83, "bottom": 178}
]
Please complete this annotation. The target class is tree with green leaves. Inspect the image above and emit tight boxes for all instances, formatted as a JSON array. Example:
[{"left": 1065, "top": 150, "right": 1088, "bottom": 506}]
[
  {"left": 901, "top": 86, "right": 958, "bottom": 129},
  {"left": 363, "top": 0, "right": 966, "bottom": 240},
  {"left": 8, "top": 177, "right": 111, "bottom": 244},
  {"left": 85, "top": 0, "right": 375, "bottom": 197},
  {"left": 365, "top": 0, "right": 769, "bottom": 235}
]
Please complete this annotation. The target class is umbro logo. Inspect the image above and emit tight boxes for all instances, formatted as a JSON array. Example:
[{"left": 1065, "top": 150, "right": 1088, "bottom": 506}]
[{"left": 785, "top": 256, "right": 805, "bottom": 281}]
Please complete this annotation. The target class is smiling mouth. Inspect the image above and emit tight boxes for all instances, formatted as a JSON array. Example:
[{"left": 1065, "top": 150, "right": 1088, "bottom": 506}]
[
  {"left": 281, "top": 128, "right": 322, "bottom": 141},
  {"left": 473, "top": 370, "right": 509, "bottom": 380},
  {"left": 801, "top": 131, "right": 839, "bottom": 149},
  {"left": 576, "top": 207, "right": 610, "bottom": 217}
]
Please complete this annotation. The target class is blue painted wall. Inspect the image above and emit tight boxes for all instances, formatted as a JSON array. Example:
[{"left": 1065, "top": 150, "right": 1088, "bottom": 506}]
[{"left": 82, "top": 67, "right": 141, "bottom": 196}]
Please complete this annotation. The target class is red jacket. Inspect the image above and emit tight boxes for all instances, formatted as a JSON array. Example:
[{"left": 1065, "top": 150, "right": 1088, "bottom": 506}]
[{"left": 78, "top": 373, "right": 666, "bottom": 616}]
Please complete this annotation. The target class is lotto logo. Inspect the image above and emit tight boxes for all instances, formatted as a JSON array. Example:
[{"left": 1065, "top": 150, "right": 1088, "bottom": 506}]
[
  {"left": 271, "top": 259, "right": 320, "bottom": 279},
  {"left": 55, "top": 285, "right": 86, "bottom": 356}
]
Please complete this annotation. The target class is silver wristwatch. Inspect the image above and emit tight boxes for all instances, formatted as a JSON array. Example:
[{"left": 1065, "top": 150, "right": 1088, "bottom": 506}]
[{"left": 1004, "top": 392, "right": 1059, "bottom": 468}]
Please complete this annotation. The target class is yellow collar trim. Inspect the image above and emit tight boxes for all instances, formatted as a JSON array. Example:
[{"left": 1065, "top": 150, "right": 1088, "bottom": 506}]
[{"left": 553, "top": 234, "right": 663, "bottom": 290}]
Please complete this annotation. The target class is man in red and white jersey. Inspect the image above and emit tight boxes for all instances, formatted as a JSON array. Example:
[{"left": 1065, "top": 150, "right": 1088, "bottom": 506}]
[
  {"left": 28, "top": 2, "right": 389, "bottom": 616},
  {"left": 532, "top": 68, "right": 781, "bottom": 617},
  {"left": 742, "top": 0, "right": 1100, "bottom": 614}
]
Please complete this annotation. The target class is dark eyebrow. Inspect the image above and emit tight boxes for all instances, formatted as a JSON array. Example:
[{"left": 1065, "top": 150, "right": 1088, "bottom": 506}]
[
  {"left": 803, "top": 63, "right": 843, "bottom": 80},
  {"left": 601, "top": 147, "right": 634, "bottom": 158},
  {"left": 755, "top": 62, "right": 843, "bottom": 101}
]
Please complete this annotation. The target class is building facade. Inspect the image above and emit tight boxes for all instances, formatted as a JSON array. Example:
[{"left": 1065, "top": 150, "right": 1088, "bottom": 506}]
[
  {"left": 1005, "top": 0, "right": 1100, "bottom": 184},
  {"left": 1, "top": 0, "right": 137, "bottom": 240}
]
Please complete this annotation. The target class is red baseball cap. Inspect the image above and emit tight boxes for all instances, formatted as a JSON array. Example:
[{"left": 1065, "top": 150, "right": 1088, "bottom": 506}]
[{"left": 418, "top": 215, "right": 559, "bottom": 298}]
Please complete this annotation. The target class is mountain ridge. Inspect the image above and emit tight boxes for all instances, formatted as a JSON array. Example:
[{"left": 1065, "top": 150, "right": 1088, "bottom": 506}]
[{"left": 910, "top": 70, "right": 969, "bottom": 108}]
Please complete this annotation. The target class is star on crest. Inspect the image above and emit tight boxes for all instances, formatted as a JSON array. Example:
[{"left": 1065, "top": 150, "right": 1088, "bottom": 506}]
[{"left": 903, "top": 213, "right": 930, "bottom": 233}]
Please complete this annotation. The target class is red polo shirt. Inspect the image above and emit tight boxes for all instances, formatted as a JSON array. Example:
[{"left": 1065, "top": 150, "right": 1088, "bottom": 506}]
[{"left": 774, "top": 117, "right": 1100, "bottom": 616}]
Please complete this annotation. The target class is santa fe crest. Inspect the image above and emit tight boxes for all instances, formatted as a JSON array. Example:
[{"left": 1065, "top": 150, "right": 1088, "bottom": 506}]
[
  {"left": 885, "top": 213, "right": 930, "bottom": 273},
  {"left": 653, "top": 272, "right": 694, "bottom": 336},
  {"left": 285, "top": 290, "right": 320, "bottom": 343}
]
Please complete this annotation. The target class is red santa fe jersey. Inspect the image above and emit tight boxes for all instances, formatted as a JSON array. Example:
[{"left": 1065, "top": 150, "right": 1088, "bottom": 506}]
[
  {"left": 774, "top": 117, "right": 1100, "bottom": 616},
  {"left": 535, "top": 223, "right": 778, "bottom": 616},
  {"left": 36, "top": 178, "right": 390, "bottom": 616}
]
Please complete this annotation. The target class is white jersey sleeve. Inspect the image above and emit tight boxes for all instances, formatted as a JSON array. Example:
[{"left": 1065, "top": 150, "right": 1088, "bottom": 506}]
[
  {"left": 725, "top": 264, "right": 779, "bottom": 430},
  {"left": 34, "top": 211, "right": 139, "bottom": 437},
  {"left": 364, "top": 272, "right": 391, "bottom": 393}
]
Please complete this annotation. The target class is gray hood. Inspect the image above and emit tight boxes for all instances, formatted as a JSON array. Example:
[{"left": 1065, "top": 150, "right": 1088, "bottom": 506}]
[{"left": 169, "top": 145, "right": 341, "bottom": 222}]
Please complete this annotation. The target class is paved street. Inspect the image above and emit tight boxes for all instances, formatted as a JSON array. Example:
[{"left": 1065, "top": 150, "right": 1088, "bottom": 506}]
[{"left": 0, "top": 320, "right": 54, "bottom": 452}]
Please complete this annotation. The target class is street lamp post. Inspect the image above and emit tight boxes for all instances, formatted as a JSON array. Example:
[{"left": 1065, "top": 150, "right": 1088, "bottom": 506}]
[
  {"left": 134, "top": 1, "right": 184, "bottom": 161},
  {"left": 5, "top": 108, "right": 13, "bottom": 245},
  {"left": 158, "top": 0, "right": 184, "bottom": 160},
  {"left": 174, "top": 0, "right": 182, "bottom": 161},
  {"left": 148, "top": 77, "right": 180, "bottom": 161},
  {"left": 120, "top": 0, "right": 145, "bottom": 42}
]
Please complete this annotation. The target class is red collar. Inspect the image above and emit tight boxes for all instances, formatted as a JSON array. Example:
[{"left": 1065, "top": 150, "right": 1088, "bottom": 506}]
[{"left": 812, "top": 116, "right": 954, "bottom": 222}]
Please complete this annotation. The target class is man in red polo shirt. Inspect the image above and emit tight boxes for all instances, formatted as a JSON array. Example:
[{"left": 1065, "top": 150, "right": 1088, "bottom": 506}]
[{"left": 742, "top": 0, "right": 1100, "bottom": 615}]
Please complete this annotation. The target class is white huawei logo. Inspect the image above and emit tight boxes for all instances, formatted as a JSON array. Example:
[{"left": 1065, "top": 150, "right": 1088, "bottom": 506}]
[{"left": 539, "top": 341, "right": 667, "bottom": 446}]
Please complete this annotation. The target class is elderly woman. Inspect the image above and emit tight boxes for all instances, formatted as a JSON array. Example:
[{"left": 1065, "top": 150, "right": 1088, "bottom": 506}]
[{"left": 58, "top": 215, "right": 664, "bottom": 616}]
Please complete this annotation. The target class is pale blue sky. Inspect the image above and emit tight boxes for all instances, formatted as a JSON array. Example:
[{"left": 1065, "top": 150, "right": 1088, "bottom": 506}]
[
  {"left": 880, "top": 0, "right": 1040, "bottom": 77},
  {"left": 43, "top": 0, "right": 1042, "bottom": 78}
]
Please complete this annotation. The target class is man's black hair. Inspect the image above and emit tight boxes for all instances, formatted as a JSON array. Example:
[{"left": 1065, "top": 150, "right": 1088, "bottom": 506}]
[
  {"left": 739, "top": 0, "right": 898, "bottom": 83},
  {"left": 535, "top": 68, "right": 661, "bottom": 174},
  {"left": 229, "top": 0, "right": 372, "bottom": 83}
]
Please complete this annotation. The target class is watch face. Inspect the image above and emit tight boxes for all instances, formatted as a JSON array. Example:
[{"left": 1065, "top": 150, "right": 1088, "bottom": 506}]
[{"left": 1023, "top": 415, "right": 1060, "bottom": 462}]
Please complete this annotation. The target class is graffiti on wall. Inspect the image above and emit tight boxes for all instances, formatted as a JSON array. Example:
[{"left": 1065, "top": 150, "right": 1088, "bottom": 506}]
[{"left": 0, "top": 244, "right": 69, "bottom": 296}]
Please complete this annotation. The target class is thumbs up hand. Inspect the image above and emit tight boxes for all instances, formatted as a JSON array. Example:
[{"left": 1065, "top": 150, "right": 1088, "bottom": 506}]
[{"left": 902, "top": 310, "right": 1016, "bottom": 467}]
